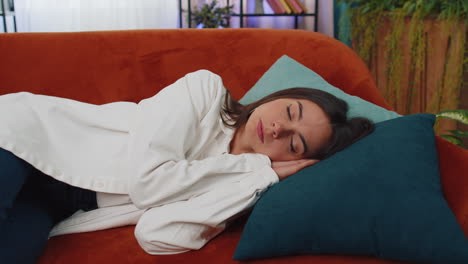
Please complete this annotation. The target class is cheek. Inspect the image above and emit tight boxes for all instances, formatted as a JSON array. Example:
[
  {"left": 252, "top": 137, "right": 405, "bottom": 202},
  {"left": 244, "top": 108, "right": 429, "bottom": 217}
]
[{"left": 259, "top": 140, "right": 292, "bottom": 161}]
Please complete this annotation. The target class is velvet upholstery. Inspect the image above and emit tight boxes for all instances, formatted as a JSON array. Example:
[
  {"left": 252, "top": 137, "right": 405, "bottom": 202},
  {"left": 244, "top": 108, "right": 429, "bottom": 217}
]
[
  {"left": 0, "top": 29, "right": 466, "bottom": 264},
  {"left": 235, "top": 114, "right": 468, "bottom": 262}
]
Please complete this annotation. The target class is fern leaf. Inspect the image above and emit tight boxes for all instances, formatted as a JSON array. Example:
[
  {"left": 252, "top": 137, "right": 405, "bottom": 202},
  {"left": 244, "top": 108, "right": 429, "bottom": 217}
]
[
  {"left": 440, "top": 135, "right": 465, "bottom": 148},
  {"left": 447, "top": 130, "right": 468, "bottom": 137},
  {"left": 437, "top": 109, "right": 468, "bottom": 125}
]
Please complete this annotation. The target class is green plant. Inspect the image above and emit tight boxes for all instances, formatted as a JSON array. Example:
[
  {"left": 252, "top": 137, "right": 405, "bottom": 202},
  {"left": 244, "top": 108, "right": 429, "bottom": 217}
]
[
  {"left": 190, "top": 0, "right": 234, "bottom": 28},
  {"left": 339, "top": 0, "right": 468, "bottom": 21},
  {"left": 338, "top": 0, "right": 467, "bottom": 117},
  {"left": 436, "top": 109, "right": 468, "bottom": 148}
]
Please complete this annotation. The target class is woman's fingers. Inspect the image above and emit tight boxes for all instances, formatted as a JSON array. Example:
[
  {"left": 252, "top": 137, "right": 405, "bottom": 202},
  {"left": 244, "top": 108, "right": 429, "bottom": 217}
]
[
  {"left": 290, "top": 159, "right": 319, "bottom": 173},
  {"left": 272, "top": 159, "right": 320, "bottom": 180},
  {"left": 301, "top": 159, "right": 319, "bottom": 167},
  {"left": 272, "top": 159, "right": 318, "bottom": 168}
]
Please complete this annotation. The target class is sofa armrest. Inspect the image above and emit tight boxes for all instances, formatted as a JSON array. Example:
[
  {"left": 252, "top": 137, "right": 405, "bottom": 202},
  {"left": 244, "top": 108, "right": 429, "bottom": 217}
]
[{"left": 437, "top": 137, "right": 468, "bottom": 233}]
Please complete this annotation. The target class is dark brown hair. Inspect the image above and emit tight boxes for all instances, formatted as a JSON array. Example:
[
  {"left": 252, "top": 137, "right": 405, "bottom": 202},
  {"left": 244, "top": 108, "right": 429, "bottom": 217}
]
[{"left": 221, "top": 88, "right": 375, "bottom": 160}]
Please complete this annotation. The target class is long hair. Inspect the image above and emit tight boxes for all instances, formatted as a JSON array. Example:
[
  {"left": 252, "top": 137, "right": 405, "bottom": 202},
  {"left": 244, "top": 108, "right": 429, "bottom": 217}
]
[{"left": 221, "top": 88, "right": 375, "bottom": 160}]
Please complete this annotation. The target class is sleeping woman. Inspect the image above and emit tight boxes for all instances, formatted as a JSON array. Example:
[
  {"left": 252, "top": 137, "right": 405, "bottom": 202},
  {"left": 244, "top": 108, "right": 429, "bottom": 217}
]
[{"left": 0, "top": 70, "right": 374, "bottom": 263}]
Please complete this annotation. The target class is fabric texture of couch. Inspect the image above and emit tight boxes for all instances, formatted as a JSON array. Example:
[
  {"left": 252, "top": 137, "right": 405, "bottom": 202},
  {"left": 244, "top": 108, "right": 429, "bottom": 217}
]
[{"left": 0, "top": 29, "right": 467, "bottom": 264}]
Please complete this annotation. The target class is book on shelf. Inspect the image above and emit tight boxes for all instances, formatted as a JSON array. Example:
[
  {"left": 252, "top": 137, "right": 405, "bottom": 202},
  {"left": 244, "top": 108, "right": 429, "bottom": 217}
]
[
  {"left": 295, "top": 0, "right": 307, "bottom": 13},
  {"left": 278, "top": 0, "right": 292, "bottom": 14},
  {"left": 285, "top": 0, "right": 304, "bottom": 14},
  {"left": 266, "top": 0, "right": 286, "bottom": 14},
  {"left": 265, "top": 0, "right": 308, "bottom": 15}
]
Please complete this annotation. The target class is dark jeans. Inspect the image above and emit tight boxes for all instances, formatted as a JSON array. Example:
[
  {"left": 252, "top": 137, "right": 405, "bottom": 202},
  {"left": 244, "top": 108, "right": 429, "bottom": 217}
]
[{"left": 0, "top": 148, "right": 98, "bottom": 264}]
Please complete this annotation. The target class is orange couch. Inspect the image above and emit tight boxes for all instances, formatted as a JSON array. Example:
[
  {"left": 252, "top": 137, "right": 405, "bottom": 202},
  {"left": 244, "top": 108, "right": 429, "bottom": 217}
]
[{"left": 0, "top": 29, "right": 466, "bottom": 264}]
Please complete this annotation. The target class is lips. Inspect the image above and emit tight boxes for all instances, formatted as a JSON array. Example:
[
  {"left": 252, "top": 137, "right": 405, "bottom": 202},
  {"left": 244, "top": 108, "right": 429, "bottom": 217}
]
[{"left": 257, "top": 120, "right": 264, "bottom": 143}]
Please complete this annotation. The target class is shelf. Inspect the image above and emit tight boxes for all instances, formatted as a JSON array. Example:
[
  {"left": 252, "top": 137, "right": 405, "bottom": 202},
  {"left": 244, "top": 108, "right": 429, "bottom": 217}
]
[
  {"left": 1, "top": 0, "right": 17, "bottom": 33},
  {"left": 232, "top": 13, "right": 317, "bottom": 17},
  {"left": 179, "top": 0, "right": 318, "bottom": 30}
]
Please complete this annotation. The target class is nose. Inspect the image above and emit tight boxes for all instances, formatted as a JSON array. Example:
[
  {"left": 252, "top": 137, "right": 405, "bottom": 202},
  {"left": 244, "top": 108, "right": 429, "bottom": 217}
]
[{"left": 272, "top": 122, "right": 292, "bottom": 139}]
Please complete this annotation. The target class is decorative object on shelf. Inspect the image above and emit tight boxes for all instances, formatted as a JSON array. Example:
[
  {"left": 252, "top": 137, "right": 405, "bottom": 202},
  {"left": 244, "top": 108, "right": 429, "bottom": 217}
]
[
  {"left": 338, "top": 0, "right": 467, "bottom": 134},
  {"left": 436, "top": 109, "right": 468, "bottom": 148},
  {"left": 190, "top": 0, "right": 234, "bottom": 28}
]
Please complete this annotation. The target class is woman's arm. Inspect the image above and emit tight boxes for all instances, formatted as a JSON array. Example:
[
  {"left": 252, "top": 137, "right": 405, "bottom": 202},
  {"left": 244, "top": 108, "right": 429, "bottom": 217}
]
[
  {"left": 134, "top": 167, "right": 276, "bottom": 254},
  {"left": 128, "top": 70, "right": 277, "bottom": 209},
  {"left": 130, "top": 152, "right": 276, "bottom": 209}
]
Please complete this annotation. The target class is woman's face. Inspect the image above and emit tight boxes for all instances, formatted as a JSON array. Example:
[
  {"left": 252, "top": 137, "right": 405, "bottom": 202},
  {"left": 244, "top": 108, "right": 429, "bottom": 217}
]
[{"left": 235, "top": 98, "right": 332, "bottom": 161}]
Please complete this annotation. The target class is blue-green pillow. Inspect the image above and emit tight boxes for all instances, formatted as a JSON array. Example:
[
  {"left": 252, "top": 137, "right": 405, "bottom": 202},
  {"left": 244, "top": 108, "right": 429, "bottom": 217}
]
[
  {"left": 234, "top": 114, "right": 468, "bottom": 263},
  {"left": 240, "top": 55, "right": 400, "bottom": 123}
]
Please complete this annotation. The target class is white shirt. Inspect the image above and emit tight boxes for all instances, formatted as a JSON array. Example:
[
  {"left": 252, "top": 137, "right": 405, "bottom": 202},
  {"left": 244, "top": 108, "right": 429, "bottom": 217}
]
[{"left": 0, "top": 70, "right": 279, "bottom": 254}]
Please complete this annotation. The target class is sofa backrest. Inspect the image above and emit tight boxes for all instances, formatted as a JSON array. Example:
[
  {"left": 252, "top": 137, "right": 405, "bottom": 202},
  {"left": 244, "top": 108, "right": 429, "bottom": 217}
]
[{"left": 0, "top": 29, "right": 389, "bottom": 109}]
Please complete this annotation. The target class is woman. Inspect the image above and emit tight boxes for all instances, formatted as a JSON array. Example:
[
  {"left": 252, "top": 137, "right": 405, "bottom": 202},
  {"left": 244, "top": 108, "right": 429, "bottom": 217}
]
[{"left": 0, "top": 70, "right": 374, "bottom": 263}]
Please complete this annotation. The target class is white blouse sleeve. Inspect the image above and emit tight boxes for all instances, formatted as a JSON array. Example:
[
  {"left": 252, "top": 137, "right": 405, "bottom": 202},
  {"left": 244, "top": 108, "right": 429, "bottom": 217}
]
[
  {"left": 134, "top": 165, "right": 277, "bottom": 255},
  {"left": 128, "top": 70, "right": 278, "bottom": 209}
]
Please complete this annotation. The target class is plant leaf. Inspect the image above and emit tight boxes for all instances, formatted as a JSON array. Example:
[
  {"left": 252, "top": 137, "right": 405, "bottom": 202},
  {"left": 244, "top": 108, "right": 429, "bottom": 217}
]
[
  {"left": 362, "top": 5, "right": 370, "bottom": 14},
  {"left": 440, "top": 135, "right": 465, "bottom": 148},
  {"left": 437, "top": 109, "right": 468, "bottom": 125},
  {"left": 446, "top": 130, "right": 468, "bottom": 137}
]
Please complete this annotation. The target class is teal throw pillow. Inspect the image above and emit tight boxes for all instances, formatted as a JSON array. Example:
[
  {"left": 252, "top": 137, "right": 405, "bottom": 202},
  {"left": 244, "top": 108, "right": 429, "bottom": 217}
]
[
  {"left": 234, "top": 114, "right": 468, "bottom": 263},
  {"left": 240, "top": 55, "right": 400, "bottom": 123}
]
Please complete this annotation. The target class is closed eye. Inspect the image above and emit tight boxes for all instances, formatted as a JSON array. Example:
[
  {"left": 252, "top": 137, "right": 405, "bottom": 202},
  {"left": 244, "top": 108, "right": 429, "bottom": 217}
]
[
  {"left": 290, "top": 137, "right": 296, "bottom": 153},
  {"left": 287, "top": 104, "right": 297, "bottom": 153}
]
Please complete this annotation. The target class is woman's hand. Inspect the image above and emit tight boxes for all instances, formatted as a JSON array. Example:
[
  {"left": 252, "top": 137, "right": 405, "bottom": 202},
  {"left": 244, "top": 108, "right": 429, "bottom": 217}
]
[{"left": 271, "top": 159, "right": 319, "bottom": 181}]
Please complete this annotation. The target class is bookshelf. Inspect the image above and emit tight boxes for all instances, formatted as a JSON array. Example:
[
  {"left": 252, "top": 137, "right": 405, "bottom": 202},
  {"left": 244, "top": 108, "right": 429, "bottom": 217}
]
[
  {"left": 1, "top": 0, "right": 17, "bottom": 33},
  {"left": 179, "top": 0, "right": 318, "bottom": 31}
]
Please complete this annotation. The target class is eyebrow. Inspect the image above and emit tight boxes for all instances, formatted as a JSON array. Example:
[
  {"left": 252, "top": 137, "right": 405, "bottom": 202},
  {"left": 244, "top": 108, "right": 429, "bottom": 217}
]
[{"left": 296, "top": 101, "right": 308, "bottom": 154}]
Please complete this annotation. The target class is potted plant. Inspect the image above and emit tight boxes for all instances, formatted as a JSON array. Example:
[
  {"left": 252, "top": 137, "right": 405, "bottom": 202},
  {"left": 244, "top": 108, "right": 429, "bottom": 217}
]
[{"left": 191, "top": 0, "right": 234, "bottom": 28}]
